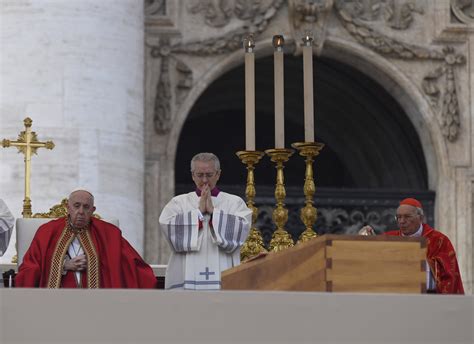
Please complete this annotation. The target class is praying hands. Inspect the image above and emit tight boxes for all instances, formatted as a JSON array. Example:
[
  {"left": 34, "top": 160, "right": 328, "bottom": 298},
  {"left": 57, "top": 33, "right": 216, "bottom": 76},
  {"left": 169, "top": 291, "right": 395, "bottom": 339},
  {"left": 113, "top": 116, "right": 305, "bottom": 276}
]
[{"left": 199, "top": 185, "right": 214, "bottom": 214}]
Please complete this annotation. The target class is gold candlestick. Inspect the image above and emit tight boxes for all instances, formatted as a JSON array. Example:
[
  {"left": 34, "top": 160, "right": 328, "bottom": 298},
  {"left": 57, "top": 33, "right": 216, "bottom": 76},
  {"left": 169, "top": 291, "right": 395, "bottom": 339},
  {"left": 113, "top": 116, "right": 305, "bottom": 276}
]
[
  {"left": 292, "top": 142, "right": 324, "bottom": 243},
  {"left": 265, "top": 148, "right": 295, "bottom": 252},
  {"left": 236, "top": 150, "right": 267, "bottom": 262}
]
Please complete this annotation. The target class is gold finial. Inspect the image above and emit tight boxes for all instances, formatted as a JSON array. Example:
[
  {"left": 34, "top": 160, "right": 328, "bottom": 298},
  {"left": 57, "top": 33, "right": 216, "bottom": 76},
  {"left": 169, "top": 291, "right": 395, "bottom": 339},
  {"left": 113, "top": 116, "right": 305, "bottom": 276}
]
[
  {"left": 24, "top": 117, "right": 33, "bottom": 127},
  {"left": 45, "top": 141, "right": 55, "bottom": 150},
  {"left": 272, "top": 35, "right": 285, "bottom": 51},
  {"left": 243, "top": 34, "right": 255, "bottom": 53}
]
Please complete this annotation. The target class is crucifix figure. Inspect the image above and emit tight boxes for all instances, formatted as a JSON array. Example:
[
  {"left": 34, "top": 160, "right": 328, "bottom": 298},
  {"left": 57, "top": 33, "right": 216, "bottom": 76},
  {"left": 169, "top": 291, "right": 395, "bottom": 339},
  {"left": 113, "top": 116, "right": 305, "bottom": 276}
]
[{"left": 2, "top": 117, "right": 54, "bottom": 217}]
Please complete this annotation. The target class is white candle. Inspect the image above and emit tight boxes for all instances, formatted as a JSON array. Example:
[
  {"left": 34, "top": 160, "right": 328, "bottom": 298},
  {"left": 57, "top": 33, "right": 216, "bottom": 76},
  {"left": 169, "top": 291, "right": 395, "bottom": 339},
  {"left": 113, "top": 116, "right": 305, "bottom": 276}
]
[
  {"left": 273, "top": 35, "right": 285, "bottom": 149},
  {"left": 244, "top": 35, "right": 256, "bottom": 151},
  {"left": 303, "top": 34, "right": 314, "bottom": 142}
]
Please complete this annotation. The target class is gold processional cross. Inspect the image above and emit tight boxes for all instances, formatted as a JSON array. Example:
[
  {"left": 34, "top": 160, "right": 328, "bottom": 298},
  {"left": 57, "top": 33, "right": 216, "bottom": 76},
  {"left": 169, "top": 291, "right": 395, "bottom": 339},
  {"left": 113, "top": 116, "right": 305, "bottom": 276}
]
[{"left": 2, "top": 117, "right": 55, "bottom": 218}]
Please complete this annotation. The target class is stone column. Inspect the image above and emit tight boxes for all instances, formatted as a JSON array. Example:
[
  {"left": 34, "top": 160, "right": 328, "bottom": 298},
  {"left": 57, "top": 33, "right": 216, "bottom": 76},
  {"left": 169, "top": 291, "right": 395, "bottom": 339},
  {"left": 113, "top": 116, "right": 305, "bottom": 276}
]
[{"left": 0, "top": 0, "right": 145, "bottom": 256}]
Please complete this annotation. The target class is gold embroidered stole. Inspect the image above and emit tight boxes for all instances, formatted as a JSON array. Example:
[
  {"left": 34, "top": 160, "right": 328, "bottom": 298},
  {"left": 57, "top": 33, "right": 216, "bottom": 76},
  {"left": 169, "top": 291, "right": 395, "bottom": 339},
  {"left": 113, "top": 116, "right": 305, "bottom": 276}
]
[{"left": 47, "top": 224, "right": 100, "bottom": 289}]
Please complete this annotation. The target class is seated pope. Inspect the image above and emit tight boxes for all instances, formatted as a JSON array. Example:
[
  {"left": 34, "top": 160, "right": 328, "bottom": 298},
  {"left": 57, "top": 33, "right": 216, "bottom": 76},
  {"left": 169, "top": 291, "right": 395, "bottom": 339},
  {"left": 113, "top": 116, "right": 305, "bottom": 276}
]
[{"left": 15, "top": 189, "right": 157, "bottom": 288}]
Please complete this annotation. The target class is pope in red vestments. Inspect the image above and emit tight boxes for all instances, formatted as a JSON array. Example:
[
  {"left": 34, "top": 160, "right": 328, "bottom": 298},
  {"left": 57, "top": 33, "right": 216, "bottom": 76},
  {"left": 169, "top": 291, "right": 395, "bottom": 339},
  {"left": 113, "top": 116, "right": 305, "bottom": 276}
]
[
  {"left": 16, "top": 190, "right": 156, "bottom": 289},
  {"left": 360, "top": 198, "right": 464, "bottom": 294}
]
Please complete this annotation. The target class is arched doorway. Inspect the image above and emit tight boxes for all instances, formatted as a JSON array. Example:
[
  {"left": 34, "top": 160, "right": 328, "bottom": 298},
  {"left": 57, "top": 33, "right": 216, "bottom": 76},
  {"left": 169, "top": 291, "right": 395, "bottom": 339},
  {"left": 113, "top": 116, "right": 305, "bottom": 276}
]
[{"left": 175, "top": 55, "right": 434, "bottom": 245}]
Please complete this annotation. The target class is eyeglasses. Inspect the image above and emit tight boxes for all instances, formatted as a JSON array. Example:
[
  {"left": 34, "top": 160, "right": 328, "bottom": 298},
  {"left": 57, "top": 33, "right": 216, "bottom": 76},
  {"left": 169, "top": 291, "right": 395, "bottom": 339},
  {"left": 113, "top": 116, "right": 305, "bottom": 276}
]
[
  {"left": 193, "top": 172, "right": 217, "bottom": 179},
  {"left": 394, "top": 214, "right": 418, "bottom": 221}
]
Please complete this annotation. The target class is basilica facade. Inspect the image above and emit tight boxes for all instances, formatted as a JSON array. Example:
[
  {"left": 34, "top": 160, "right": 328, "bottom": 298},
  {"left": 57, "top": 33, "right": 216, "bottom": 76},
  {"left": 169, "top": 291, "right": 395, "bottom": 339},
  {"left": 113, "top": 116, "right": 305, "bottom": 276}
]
[{"left": 1, "top": 0, "right": 473, "bottom": 293}]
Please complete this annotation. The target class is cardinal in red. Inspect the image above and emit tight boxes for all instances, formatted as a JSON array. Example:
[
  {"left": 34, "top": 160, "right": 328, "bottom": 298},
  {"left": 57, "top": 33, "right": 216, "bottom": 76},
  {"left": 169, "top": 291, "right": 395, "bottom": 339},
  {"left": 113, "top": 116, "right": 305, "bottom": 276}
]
[{"left": 361, "top": 198, "right": 463, "bottom": 294}]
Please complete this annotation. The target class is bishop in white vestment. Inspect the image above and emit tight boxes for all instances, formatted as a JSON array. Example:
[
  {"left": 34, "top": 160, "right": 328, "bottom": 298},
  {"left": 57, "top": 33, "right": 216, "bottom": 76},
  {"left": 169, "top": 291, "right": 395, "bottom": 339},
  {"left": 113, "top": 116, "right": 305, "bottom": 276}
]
[{"left": 159, "top": 153, "right": 252, "bottom": 290}]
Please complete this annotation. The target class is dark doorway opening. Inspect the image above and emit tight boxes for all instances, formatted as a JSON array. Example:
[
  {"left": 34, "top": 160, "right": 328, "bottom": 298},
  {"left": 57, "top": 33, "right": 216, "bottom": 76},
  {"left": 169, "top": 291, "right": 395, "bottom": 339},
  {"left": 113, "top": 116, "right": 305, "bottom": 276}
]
[{"left": 175, "top": 55, "right": 433, "bottom": 245}]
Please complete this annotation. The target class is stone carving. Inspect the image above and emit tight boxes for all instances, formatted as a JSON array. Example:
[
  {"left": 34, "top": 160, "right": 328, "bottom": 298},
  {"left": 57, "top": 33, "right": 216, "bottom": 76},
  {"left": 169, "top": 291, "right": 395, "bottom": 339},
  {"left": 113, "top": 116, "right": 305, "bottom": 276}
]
[
  {"left": 175, "top": 0, "right": 285, "bottom": 56},
  {"left": 148, "top": 1, "right": 462, "bottom": 140},
  {"left": 152, "top": 42, "right": 173, "bottom": 135},
  {"left": 175, "top": 59, "right": 193, "bottom": 104},
  {"left": 422, "top": 47, "right": 465, "bottom": 141},
  {"left": 148, "top": 0, "right": 284, "bottom": 134},
  {"left": 289, "top": 0, "right": 334, "bottom": 53},
  {"left": 187, "top": 0, "right": 234, "bottom": 27},
  {"left": 172, "top": 27, "right": 249, "bottom": 55},
  {"left": 150, "top": 35, "right": 195, "bottom": 135},
  {"left": 452, "top": 0, "right": 474, "bottom": 23},
  {"left": 335, "top": 0, "right": 465, "bottom": 142},
  {"left": 335, "top": 0, "right": 423, "bottom": 30},
  {"left": 186, "top": 0, "right": 277, "bottom": 28},
  {"left": 384, "top": 0, "right": 424, "bottom": 30},
  {"left": 234, "top": 0, "right": 263, "bottom": 20},
  {"left": 145, "top": 0, "right": 166, "bottom": 16},
  {"left": 344, "top": 0, "right": 382, "bottom": 21}
]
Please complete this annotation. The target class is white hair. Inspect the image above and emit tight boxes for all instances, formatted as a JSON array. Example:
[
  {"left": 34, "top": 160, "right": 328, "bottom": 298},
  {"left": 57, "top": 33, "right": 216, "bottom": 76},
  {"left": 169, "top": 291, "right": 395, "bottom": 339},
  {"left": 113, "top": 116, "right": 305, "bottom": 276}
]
[
  {"left": 190, "top": 152, "right": 220, "bottom": 171},
  {"left": 68, "top": 189, "right": 95, "bottom": 205}
]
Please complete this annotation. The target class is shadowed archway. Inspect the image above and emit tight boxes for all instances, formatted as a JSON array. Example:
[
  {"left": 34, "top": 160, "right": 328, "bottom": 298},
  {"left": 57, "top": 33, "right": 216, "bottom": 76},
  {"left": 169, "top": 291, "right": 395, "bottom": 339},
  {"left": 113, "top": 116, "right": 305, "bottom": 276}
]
[{"left": 175, "top": 55, "right": 433, "bottom": 244}]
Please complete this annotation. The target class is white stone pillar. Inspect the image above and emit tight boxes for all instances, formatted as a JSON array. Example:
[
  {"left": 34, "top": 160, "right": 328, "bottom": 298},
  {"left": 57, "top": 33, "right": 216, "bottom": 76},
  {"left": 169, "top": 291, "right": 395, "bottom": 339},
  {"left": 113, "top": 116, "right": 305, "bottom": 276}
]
[{"left": 0, "top": 0, "right": 145, "bottom": 259}]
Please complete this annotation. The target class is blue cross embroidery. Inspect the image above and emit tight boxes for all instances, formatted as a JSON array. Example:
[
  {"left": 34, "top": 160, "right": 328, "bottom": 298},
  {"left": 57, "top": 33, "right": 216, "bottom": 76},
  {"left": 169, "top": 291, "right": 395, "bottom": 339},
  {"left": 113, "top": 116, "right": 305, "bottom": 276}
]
[{"left": 199, "top": 267, "right": 215, "bottom": 280}]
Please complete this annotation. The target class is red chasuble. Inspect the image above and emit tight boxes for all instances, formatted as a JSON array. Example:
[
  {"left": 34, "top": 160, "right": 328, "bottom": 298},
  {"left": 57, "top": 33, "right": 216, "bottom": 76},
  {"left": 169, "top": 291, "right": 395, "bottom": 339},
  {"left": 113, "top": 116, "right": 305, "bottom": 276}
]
[
  {"left": 16, "top": 217, "right": 157, "bottom": 289},
  {"left": 385, "top": 223, "right": 464, "bottom": 294}
]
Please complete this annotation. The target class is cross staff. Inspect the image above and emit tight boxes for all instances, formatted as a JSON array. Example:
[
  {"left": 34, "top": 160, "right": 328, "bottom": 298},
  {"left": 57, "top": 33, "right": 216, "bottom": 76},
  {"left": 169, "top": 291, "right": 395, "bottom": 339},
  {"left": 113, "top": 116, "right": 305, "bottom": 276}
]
[{"left": 2, "top": 117, "right": 54, "bottom": 217}]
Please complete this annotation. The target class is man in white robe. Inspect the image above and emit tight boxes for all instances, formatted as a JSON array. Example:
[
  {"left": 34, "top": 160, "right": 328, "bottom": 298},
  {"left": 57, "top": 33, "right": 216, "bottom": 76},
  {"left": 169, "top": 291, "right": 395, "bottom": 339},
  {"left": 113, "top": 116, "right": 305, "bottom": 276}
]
[
  {"left": 159, "top": 152, "right": 252, "bottom": 290},
  {"left": 0, "top": 199, "right": 15, "bottom": 257}
]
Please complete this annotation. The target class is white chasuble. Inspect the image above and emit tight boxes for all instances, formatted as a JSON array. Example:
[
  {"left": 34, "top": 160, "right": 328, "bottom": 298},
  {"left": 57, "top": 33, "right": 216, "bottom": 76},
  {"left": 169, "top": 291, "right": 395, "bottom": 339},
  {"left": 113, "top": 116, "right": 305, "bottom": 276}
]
[{"left": 159, "top": 192, "right": 252, "bottom": 290}]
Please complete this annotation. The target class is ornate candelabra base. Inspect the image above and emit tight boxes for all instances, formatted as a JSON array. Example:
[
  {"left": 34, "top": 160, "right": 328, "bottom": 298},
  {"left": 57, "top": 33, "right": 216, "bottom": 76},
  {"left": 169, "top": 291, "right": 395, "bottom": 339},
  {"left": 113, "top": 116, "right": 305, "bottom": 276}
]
[
  {"left": 236, "top": 150, "right": 267, "bottom": 262},
  {"left": 22, "top": 197, "right": 32, "bottom": 218},
  {"left": 292, "top": 142, "right": 325, "bottom": 244},
  {"left": 265, "top": 148, "right": 295, "bottom": 252}
]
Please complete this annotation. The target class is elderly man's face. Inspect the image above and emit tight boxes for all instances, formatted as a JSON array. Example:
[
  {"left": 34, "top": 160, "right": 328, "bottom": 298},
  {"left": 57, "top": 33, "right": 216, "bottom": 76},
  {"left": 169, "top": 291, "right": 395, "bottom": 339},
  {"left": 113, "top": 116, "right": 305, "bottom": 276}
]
[
  {"left": 396, "top": 204, "right": 422, "bottom": 236},
  {"left": 191, "top": 161, "right": 221, "bottom": 191},
  {"left": 67, "top": 191, "right": 96, "bottom": 229}
]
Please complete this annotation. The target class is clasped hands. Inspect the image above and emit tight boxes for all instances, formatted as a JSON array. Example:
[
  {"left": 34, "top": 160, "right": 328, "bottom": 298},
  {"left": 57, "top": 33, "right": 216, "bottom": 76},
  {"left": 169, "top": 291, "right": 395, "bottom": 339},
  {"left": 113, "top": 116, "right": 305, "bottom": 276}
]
[
  {"left": 64, "top": 254, "right": 87, "bottom": 272},
  {"left": 198, "top": 185, "right": 214, "bottom": 215},
  {"left": 358, "top": 225, "right": 376, "bottom": 236}
]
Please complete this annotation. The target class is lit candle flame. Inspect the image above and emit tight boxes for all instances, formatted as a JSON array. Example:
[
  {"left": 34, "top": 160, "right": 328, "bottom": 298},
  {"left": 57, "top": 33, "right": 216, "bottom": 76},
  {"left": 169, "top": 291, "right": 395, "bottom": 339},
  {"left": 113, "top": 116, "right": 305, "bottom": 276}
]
[
  {"left": 272, "top": 35, "right": 284, "bottom": 50},
  {"left": 243, "top": 34, "right": 255, "bottom": 53},
  {"left": 302, "top": 31, "right": 313, "bottom": 47}
]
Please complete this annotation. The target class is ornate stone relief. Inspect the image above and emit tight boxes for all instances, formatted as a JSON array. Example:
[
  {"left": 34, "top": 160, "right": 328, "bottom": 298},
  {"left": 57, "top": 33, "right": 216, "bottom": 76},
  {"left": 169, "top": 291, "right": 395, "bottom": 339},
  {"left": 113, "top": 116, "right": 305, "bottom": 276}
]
[
  {"left": 187, "top": 0, "right": 234, "bottom": 28},
  {"left": 145, "top": 0, "right": 166, "bottom": 16},
  {"left": 289, "top": 0, "right": 333, "bottom": 54},
  {"left": 186, "top": 0, "right": 264, "bottom": 28},
  {"left": 335, "top": 0, "right": 465, "bottom": 142},
  {"left": 147, "top": 0, "right": 465, "bottom": 141},
  {"left": 384, "top": 0, "right": 424, "bottom": 30},
  {"left": 452, "top": 0, "right": 474, "bottom": 23},
  {"left": 337, "top": 0, "right": 423, "bottom": 30},
  {"left": 150, "top": 37, "right": 193, "bottom": 134},
  {"left": 148, "top": 0, "right": 285, "bottom": 134},
  {"left": 174, "top": 0, "right": 285, "bottom": 55}
]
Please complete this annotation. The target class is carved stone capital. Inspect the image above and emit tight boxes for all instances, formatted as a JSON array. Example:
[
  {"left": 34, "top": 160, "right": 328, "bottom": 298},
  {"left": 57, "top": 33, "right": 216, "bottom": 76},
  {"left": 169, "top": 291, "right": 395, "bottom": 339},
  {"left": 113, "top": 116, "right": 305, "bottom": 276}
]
[{"left": 289, "top": 0, "right": 333, "bottom": 54}]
